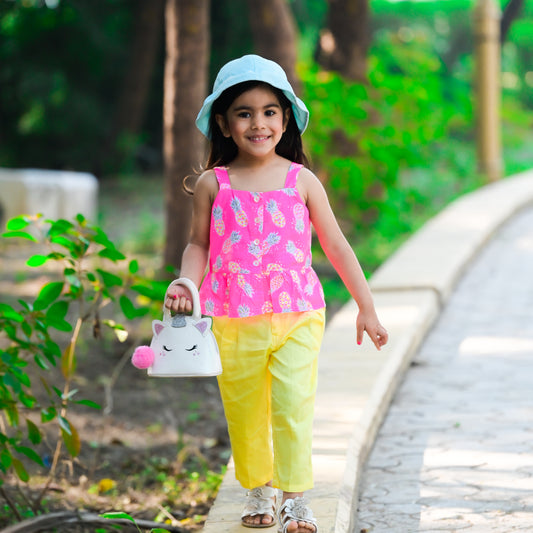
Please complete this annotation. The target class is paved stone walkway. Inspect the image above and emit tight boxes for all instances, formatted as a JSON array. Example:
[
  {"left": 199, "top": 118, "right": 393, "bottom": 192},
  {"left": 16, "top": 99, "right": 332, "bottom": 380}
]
[{"left": 356, "top": 207, "right": 533, "bottom": 532}]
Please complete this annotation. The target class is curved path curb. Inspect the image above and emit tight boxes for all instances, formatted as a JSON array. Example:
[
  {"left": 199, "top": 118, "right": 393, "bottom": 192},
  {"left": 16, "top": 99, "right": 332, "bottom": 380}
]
[{"left": 202, "top": 169, "right": 533, "bottom": 533}]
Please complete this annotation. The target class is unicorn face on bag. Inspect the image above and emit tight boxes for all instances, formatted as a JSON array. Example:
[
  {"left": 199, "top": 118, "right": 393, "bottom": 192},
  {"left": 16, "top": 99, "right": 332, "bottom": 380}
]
[{"left": 148, "top": 314, "right": 219, "bottom": 376}]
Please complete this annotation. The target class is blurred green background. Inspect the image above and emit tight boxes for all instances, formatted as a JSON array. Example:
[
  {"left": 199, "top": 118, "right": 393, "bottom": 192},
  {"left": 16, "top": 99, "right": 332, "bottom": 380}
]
[{"left": 1, "top": 0, "right": 532, "bottom": 306}]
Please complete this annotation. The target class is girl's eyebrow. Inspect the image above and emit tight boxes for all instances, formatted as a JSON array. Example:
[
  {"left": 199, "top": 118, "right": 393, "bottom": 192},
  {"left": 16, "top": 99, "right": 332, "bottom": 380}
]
[{"left": 232, "top": 102, "right": 282, "bottom": 112}]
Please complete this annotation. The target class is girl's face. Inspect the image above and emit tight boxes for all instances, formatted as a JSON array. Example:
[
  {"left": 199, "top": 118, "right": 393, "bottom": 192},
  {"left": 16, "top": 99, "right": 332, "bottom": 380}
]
[{"left": 215, "top": 85, "right": 290, "bottom": 161}]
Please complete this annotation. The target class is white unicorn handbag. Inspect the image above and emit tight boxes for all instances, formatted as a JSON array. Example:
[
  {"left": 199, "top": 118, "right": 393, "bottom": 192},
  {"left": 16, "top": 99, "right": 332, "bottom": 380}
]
[{"left": 131, "top": 278, "right": 222, "bottom": 377}]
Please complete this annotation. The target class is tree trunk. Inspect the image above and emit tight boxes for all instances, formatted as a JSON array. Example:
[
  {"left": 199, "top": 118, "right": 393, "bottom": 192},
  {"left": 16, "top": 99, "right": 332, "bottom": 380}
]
[
  {"left": 246, "top": 0, "right": 301, "bottom": 93},
  {"left": 501, "top": 0, "right": 524, "bottom": 42},
  {"left": 315, "top": 0, "right": 370, "bottom": 82},
  {"left": 442, "top": 0, "right": 523, "bottom": 74},
  {"left": 163, "top": 0, "right": 209, "bottom": 270},
  {"left": 103, "top": 0, "right": 165, "bottom": 172}
]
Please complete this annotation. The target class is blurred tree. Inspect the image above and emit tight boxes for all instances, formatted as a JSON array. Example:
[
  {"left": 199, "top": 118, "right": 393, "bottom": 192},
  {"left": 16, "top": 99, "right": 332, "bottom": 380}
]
[
  {"left": 101, "top": 0, "right": 165, "bottom": 174},
  {"left": 501, "top": 0, "right": 525, "bottom": 42},
  {"left": 246, "top": 0, "right": 300, "bottom": 92},
  {"left": 163, "top": 0, "right": 209, "bottom": 269},
  {"left": 210, "top": 0, "right": 253, "bottom": 83},
  {"left": 315, "top": 0, "right": 370, "bottom": 81},
  {"left": 0, "top": 1, "right": 135, "bottom": 172},
  {"left": 443, "top": 0, "right": 525, "bottom": 73}
]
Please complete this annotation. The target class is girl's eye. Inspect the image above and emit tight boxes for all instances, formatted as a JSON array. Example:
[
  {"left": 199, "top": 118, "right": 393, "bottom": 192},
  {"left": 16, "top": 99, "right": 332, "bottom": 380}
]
[
  {"left": 237, "top": 111, "right": 251, "bottom": 119},
  {"left": 163, "top": 345, "right": 172, "bottom": 352},
  {"left": 186, "top": 345, "right": 198, "bottom": 352},
  {"left": 265, "top": 110, "right": 276, "bottom": 117}
]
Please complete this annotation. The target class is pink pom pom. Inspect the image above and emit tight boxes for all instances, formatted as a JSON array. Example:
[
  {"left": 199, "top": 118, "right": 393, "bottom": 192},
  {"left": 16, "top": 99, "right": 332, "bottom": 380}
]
[{"left": 131, "top": 345, "right": 154, "bottom": 369}]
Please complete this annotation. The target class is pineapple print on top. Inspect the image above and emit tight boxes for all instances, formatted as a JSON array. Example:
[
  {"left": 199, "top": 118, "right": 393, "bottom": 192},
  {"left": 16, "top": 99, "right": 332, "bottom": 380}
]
[
  {"left": 231, "top": 197, "right": 248, "bottom": 227},
  {"left": 263, "top": 233, "right": 281, "bottom": 253},
  {"left": 293, "top": 203, "right": 305, "bottom": 234},
  {"left": 222, "top": 231, "right": 241, "bottom": 254},
  {"left": 213, "top": 205, "right": 225, "bottom": 236},
  {"left": 199, "top": 164, "right": 326, "bottom": 317},
  {"left": 266, "top": 199, "right": 286, "bottom": 228},
  {"left": 286, "top": 240, "right": 305, "bottom": 263}
]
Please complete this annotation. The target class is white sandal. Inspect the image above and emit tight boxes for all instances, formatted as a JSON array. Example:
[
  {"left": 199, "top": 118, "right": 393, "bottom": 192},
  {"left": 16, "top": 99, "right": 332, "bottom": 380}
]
[
  {"left": 277, "top": 497, "right": 318, "bottom": 533},
  {"left": 241, "top": 485, "right": 277, "bottom": 529}
]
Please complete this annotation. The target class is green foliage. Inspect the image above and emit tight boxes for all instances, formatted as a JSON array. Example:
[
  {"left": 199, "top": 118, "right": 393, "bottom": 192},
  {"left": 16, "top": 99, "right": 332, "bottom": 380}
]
[
  {"left": 302, "top": 21, "right": 533, "bottom": 277},
  {"left": 100, "top": 511, "right": 170, "bottom": 533},
  {"left": 0, "top": 214, "right": 164, "bottom": 507},
  {"left": 0, "top": 0, "right": 140, "bottom": 172},
  {"left": 209, "top": 0, "right": 253, "bottom": 85},
  {"left": 2, "top": 0, "right": 533, "bottom": 175},
  {"left": 371, "top": 0, "right": 533, "bottom": 106},
  {"left": 302, "top": 28, "right": 474, "bottom": 270}
]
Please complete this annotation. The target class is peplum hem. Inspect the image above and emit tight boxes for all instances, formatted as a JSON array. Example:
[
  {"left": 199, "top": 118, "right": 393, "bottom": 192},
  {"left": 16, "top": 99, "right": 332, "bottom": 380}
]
[{"left": 199, "top": 267, "right": 325, "bottom": 318}]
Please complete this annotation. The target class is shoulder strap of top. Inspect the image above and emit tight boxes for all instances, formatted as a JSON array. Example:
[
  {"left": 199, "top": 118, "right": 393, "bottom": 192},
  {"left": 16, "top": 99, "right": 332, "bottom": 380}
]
[
  {"left": 214, "top": 167, "right": 232, "bottom": 190},
  {"left": 284, "top": 163, "right": 304, "bottom": 189}
]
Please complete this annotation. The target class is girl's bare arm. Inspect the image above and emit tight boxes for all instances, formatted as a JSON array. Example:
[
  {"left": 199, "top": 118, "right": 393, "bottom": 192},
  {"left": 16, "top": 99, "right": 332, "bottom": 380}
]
[{"left": 300, "top": 168, "right": 388, "bottom": 350}]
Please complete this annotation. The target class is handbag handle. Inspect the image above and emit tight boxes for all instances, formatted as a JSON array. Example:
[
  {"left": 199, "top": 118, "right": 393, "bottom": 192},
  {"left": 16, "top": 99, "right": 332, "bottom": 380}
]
[{"left": 163, "top": 277, "right": 201, "bottom": 321}]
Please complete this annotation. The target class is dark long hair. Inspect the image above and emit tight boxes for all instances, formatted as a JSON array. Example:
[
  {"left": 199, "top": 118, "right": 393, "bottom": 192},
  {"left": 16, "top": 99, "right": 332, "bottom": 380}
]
[{"left": 206, "top": 81, "right": 309, "bottom": 169}]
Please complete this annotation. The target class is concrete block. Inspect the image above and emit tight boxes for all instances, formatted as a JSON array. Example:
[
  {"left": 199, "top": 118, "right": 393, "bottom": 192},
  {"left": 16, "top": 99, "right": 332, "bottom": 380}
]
[{"left": 0, "top": 168, "right": 98, "bottom": 227}]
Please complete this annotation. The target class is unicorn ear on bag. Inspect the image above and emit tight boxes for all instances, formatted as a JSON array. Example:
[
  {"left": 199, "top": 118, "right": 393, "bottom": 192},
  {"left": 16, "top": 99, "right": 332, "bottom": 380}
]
[
  {"left": 195, "top": 316, "right": 213, "bottom": 336},
  {"left": 130, "top": 278, "right": 222, "bottom": 378},
  {"left": 152, "top": 320, "right": 165, "bottom": 336}
]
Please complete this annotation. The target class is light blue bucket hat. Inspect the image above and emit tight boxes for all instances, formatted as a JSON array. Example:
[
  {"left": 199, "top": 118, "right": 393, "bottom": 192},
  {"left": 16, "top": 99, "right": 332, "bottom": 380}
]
[{"left": 195, "top": 54, "right": 309, "bottom": 138}]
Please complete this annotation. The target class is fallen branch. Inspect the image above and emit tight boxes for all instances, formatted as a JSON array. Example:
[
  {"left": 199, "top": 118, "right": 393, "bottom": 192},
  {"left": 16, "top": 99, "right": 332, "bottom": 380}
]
[{"left": 0, "top": 510, "right": 184, "bottom": 533}]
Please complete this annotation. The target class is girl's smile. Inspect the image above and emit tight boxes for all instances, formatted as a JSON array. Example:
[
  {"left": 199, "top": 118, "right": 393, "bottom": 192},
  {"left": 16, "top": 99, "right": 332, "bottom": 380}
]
[{"left": 216, "top": 85, "right": 289, "bottom": 160}]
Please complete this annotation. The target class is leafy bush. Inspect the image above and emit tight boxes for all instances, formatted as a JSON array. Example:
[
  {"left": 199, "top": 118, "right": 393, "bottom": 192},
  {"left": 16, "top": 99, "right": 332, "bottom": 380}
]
[
  {"left": 302, "top": 22, "right": 533, "bottom": 277},
  {"left": 0, "top": 214, "right": 165, "bottom": 514},
  {"left": 0, "top": 1, "right": 154, "bottom": 174},
  {"left": 302, "top": 28, "right": 474, "bottom": 270}
]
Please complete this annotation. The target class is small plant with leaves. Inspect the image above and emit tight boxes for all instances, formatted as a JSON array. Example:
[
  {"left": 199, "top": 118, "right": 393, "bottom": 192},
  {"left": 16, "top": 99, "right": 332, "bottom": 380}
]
[
  {"left": 0, "top": 213, "right": 164, "bottom": 518},
  {"left": 100, "top": 511, "right": 171, "bottom": 532}
]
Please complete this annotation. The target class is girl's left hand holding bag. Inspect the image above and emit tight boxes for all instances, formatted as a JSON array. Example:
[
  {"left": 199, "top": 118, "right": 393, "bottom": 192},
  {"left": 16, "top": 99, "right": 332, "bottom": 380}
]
[
  {"left": 165, "top": 285, "right": 193, "bottom": 315},
  {"left": 131, "top": 278, "right": 222, "bottom": 377}
]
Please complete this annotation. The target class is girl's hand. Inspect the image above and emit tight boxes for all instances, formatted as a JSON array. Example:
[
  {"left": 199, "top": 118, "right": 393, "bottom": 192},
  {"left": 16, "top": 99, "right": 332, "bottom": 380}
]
[
  {"left": 356, "top": 312, "right": 389, "bottom": 351},
  {"left": 164, "top": 286, "right": 193, "bottom": 314}
]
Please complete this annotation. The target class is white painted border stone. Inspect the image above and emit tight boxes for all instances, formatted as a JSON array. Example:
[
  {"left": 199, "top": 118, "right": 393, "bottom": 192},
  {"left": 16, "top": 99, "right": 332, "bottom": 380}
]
[
  {"left": 371, "top": 170, "right": 533, "bottom": 300},
  {"left": 0, "top": 168, "right": 98, "bottom": 226}
]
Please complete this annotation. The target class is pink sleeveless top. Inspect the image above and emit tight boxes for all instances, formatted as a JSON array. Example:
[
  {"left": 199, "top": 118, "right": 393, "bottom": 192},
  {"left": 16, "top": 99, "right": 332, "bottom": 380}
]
[{"left": 199, "top": 163, "right": 325, "bottom": 318}]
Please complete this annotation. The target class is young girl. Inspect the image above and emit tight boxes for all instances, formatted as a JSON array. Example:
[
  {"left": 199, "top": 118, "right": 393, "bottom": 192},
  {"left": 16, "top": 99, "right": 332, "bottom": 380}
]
[{"left": 165, "top": 55, "right": 388, "bottom": 533}]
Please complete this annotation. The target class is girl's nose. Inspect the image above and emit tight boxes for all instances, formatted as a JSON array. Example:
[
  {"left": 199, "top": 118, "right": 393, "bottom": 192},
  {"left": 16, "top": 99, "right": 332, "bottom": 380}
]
[{"left": 251, "top": 114, "right": 265, "bottom": 129}]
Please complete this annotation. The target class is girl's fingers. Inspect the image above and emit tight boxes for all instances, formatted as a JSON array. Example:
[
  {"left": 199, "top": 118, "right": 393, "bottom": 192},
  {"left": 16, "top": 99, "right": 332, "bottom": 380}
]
[
  {"left": 372, "top": 325, "right": 388, "bottom": 349},
  {"left": 164, "top": 295, "right": 175, "bottom": 310},
  {"left": 358, "top": 323, "right": 389, "bottom": 350},
  {"left": 356, "top": 324, "right": 364, "bottom": 346},
  {"left": 378, "top": 326, "right": 389, "bottom": 346},
  {"left": 179, "top": 296, "right": 193, "bottom": 313},
  {"left": 165, "top": 293, "right": 192, "bottom": 314}
]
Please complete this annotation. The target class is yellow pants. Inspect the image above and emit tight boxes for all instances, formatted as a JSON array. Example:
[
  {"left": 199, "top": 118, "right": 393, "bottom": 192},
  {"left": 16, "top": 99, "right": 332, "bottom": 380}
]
[{"left": 212, "top": 309, "right": 325, "bottom": 492}]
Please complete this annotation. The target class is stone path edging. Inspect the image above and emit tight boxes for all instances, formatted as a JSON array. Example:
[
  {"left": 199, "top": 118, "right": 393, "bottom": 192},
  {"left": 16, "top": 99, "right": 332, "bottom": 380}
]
[
  {"left": 202, "top": 169, "right": 533, "bottom": 533},
  {"left": 357, "top": 196, "right": 533, "bottom": 532},
  {"left": 333, "top": 169, "right": 533, "bottom": 533}
]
